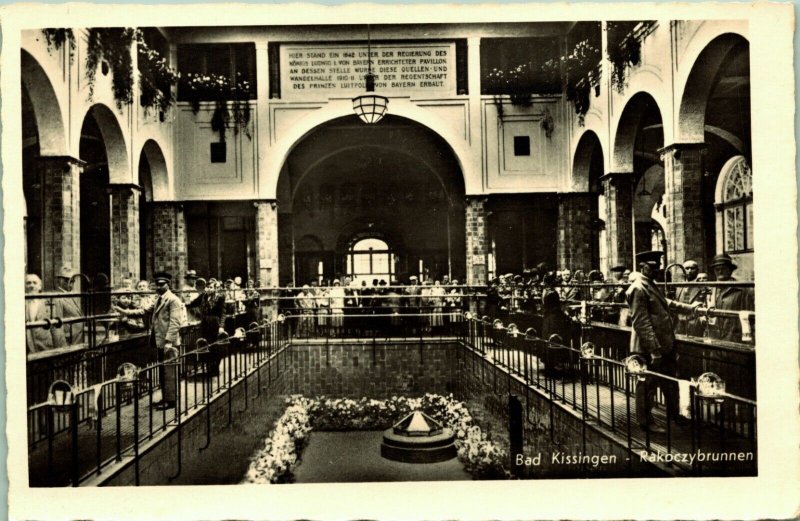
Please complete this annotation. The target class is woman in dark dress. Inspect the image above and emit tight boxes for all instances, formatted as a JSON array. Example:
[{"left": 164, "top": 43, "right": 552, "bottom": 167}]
[
  {"left": 541, "top": 291, "right": 576, "bottom": 376},
  {"left": 187, "top": 279, "right": 227, "bottom": 377}
]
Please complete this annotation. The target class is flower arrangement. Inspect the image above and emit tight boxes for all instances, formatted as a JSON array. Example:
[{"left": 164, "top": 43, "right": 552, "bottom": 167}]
[
  {"left": 541, "top": 38, "right": 601, "bottom": 126},
  {"left": 137, "top": 32, "right": 179, "bottom": 118},
  {"left": 180, "top": 72, "right": 252, "bottom": 141},
  {"left": 244, "top": 393, "right": 511, "bottom": 484}
]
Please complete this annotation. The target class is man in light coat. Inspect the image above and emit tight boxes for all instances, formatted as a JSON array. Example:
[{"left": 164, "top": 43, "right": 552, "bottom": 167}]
[
  {"left": 626, "top": 254, "right": 699, "bottom": 433},
  {"left": 116, "top": 271, "right": 182, "bottom": 409}
]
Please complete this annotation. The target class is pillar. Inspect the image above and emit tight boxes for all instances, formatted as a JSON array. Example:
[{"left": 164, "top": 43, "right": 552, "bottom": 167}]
[
  {"left": 660, "top": 143, "right": 706, "bottom": 266},
  {"left": 255, "top": 200, "right": 279, "bottom": 287},
  {"left": 601, "top": 173, "right": 634, "bottom": 271},
  {"left": 465, "top": 196, "right": 488, "bottom": 285},
  {"left": 39, "top": 156, "right": 82, "bottom": 290},
  {"left": 150, "top": 202, "right": 187, "bottom": 282},
  {"left": 109, "top": 184, "right": 141, "bottom": 285},
  {"left": 557, "top": 193, "right": 597, "bottom": 272}
]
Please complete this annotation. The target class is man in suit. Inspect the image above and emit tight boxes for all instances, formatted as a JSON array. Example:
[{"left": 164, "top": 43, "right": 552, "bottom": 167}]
[
  {"left": 709, "top": 253, "right": 755, "bottom": 343},
  {"left": 675, "top": 260, "right": 706, "bottom": 337},
  {"left": 626, "top": 253, "right": 699, "bottom": 433},
  {"left": 116, "top": 271, "right": 182, "bottom": 409},
  {"left": 52, "top": 265, "right": 85, "bottom": 346}
]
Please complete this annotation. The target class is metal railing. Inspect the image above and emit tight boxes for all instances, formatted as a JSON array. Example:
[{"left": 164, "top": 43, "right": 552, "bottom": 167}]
[
  {"left": 27, "top": 316, "right": 291, "bottom": 487},
  {"left": 457, "top": 313, "right": 757, "bottom": 476}
]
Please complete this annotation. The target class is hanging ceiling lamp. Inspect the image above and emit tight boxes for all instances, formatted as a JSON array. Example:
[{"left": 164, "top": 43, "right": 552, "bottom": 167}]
[{"left": 352, "top": 24, "right": 388, "bottom": 124}]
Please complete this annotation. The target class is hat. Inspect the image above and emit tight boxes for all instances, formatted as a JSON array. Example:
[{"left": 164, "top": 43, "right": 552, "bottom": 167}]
[
  {"left": 154, "top": 271, "right": 172, "bottom": 283},
  {"left": 196, "top": 277, "right": 207, "bottom": 286},
  {"left": 636, "top": 251, "right": 663, "bottom": 268},
  {"left": 333, "top": 279, "right": 341, "bottom": 285},
  {"left": 185, "top": 270, "right": 198, "bottom": 279},
  {"left": 610, "top": 265, "right": 627, "bottom": 273},
  {"left": 57, "top": 265, "right": 75, "bottom": 279},
  {"left": 409, "top": 275, "right": 418, "bottom": 281},
  {"left": 710, "top": 253, "right": 737, "bottom": 270},
  {"left": 683, "top": 260, "right": 699, "bottom": 269}
]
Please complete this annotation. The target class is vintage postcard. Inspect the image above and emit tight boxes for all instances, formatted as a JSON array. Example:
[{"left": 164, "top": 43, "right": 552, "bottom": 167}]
[{"left": 2, "top": 1, "right": 797, "bottom": 519}]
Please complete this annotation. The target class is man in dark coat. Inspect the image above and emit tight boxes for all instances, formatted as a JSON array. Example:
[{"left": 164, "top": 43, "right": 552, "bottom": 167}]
[
  {"left": 187, "top": 278, "right": 227, "bottom": 377},
  {"left": 675, "top": 260, "right": 707, "bottom": 337},
  {"left": 709, "top": 254, "right": 755, "bottom": 343},
  {"left": 626, "top": 255, "right": 699, "bottom": 433}
]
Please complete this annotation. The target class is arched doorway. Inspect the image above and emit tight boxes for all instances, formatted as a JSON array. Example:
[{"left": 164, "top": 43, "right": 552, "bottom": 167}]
[
  {"left": 680, "top": 34, "right": 751, "bottom": 276},
  {"left": 138, "top": 140, "right": 168, "bottom": 281},
  {"left": 277, "top": 115, "right": 466, "bottom": 286},
  {"left": 570, "top": 131, "right": 605, "bottom": 272},
  {"left": 614, "top": 92, "right": 665, "bottom": 265},
  {"left": 79, "top": 105, "right": 129, "bottom": 284},
  {"left": 22, "top": 50, "right": 67, "bottom": 285}
]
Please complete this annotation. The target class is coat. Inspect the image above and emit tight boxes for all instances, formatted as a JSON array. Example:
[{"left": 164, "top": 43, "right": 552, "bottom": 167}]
[
  {"left": 188, "top": 291, "right": 226, "bottom": 343},
  {"left": 625, "top": 274, "right": 694, "bottom": 355},
  {"left": 128, "top": 289, "right": 183, "bottom": 349},
  {"left": 26, "top": 297, "right": 57, "bottom": 353},
  {"left": 712, "top": 284, "right": 755, "bottom": 343},
  {"left": 51, "top": 289, "right": 85, "bottom": 345}
]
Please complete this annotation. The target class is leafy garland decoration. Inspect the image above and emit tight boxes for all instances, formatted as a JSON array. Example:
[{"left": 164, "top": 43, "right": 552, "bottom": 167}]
[
  {"left": 606, "top": 21, "right": 656, "bottom": 93},
  {"left": 541, "top": 39, "right": 601, "bottom": 126},
  {"left": 137, "top": 30, "right": 179, "bottom": 119},
  {"left": 41, "top": 29, "right": 76, "bottom": 58},
  {"left": 180, "top": 72, "right": 252, "bottom": 142},
  {"left": 85, "top": 28, "right": 137, "bottom": 109},
  {"left": 485, "top": 63, "right": 535, "bottom": 117}
]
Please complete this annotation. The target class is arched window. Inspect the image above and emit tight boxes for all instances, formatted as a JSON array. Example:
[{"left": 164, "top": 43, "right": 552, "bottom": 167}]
[
  {"left": 347, "top": 238, "right": 393, "bottom": 283},
  {"left": 716, "top": 155, "right": 753, "bottom": 253}
]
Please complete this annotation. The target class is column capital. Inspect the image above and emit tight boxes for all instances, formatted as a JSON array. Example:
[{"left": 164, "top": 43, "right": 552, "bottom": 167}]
[
  {"left": 658, "top": 142, "right": 707, "bottom": 157},
  {"left": 253, "top": 199, "right": 279, "bottom": 210},
  {"left": 108, "top": 183, "right": 142, "bottom": 194},
  {"left": 38, "top": 155, "right": 85, "bottom": 168},
  {"left": 598, "top": 172, "right": 634, "bottom": 186}
]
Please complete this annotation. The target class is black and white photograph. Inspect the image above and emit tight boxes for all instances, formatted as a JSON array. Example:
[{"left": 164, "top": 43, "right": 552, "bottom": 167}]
[{"left": 2, "top": 2, "right": 797, "bottom": 520}]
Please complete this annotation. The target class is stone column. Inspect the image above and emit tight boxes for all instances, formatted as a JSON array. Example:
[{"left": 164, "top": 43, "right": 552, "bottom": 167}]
[
  {"left": 150, "top": 202, "right": 187, "bottom": 282},
  {"left": 660, "top": 143, "right": 706, "bottom": 266},
  {"left": 255, "top": 200, "right": 279, "bottom": 287},
  {"left": 109, "top": 184, "right": 141, "bottom": 285},
  {"left": 601, "top": 173, "right": 634, "bottom": 272},
  {"left": 465, "top": 196, "right": 488, "bottom": 285},
  {"left": 39, "top": 156, "right": 82, "bottom": 290},
  {"left": 557, "top": 192, "right": 597, "bottom": 272}
]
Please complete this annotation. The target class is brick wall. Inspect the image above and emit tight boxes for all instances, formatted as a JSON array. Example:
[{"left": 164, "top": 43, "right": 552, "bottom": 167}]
[
  {"left": 457, "top": 347, "right": 666, "bottom": 478},
  {"left": 602, "top": 173, "right": 634, "bottom": 272},
  {"left": 110, "top": 185, "right": 141, "bottom": 285},
  {"left": 557, "top": 193, "right": 597, "bottom": 272},
  {"left": 662, "top": 144, "right": 706, "bottom": 265},
  {"left": 40, "top": 156, "right": 82, "bottom": 290},
  {"left": 465, "top": 196, "right": 488, "bottom": 285},
  {"left": 287, "top": 340, "right": 457, "bottom": 397},
  {"left": 150, "top": 202, "right": 187, "bottom": 282}
]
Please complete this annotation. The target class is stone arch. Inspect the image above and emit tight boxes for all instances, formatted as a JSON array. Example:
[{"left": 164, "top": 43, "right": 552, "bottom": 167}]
[
  {"left": 612, "top": 92, "right": 664, "bottom": 173},
  {"left": 139, "top": 139, "right": 170, "bottom": 200},
  {"left": 263, "top": 99, "right": 476, "bottom": 198},
  {"left": 571, "top": 130, "right": 604, "bottom": 192},
  {"left": 21, "top": 49, "right": 66, "bottom": 156},
  {"left": 82, "top": 104, "right": 130, "bottom": 184},
  {"left": 678, "top": 33, "right": 749, "bottom": 142}
]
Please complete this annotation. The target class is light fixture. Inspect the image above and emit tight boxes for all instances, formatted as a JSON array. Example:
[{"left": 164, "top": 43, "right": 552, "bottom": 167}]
[{"left": 352, "top": 24, "right": 388, "bottom": 124}]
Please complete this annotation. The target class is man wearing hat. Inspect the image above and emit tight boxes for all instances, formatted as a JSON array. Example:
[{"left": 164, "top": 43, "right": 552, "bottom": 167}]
[
  {"left": 675, "top": 260, "right": 706, "bottom": 337},
  {"left": 116, "top": 271, "right": 182, "bottom": 409},
  {"left": 709, "top": 254, "right": 754, "bottom": 343},
  {"left": 626, "top": 253, "right": 700, "bottom": 433},
  {"left": 51, "top": 265, "right": 84, "bottom": 345}
]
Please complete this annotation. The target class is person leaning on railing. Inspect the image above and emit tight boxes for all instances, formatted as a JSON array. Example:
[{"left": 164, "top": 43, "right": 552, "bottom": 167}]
[
  {"left": 25, "top": 274, "right": 59, "bottom": 354},
  {"left": 186, "top": 278, "right": 226, "bottom": 377},
  {"left": 707, "top": 254, "right": 755, "bottom": 343},
  {"left": 52, "top": 265, "right": 85, "bottom": 345}
]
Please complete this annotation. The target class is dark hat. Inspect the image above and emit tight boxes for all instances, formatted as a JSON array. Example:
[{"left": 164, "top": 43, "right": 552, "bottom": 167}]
[
  {"left": 185, "top": 270, "right": 198, "bottom": 279},
  {"left": 636, "top": 251, "right": 663, "bottom": 268},
  {"left": 154, "top": 271, "right": 172, "bottom": 283},
  {"left": 710, "top": 253, "right": 737, "bottom": 270},
  {"left": 610, "top": 265, "right": 627, "bottom": 273},
  {"left": 196, "top": 277, "right": 207, "bottom": 286}
]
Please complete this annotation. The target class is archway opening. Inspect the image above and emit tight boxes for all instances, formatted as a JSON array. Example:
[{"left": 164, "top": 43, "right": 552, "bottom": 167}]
[
  {"left": 79, "top": 109, "right": 112, "bottom": 283},
  {"left": 277, "top": 115, "right": 465, "bottom": 286},
  {"left": 571, "top": 131, "right": 605, "bottom": 272}
]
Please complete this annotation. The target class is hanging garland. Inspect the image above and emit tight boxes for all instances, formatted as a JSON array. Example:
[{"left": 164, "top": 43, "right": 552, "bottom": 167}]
[
  {"left": 85, "top": 28, "right": 137, "bottom": 109},
  {"left": 485, "top": 63, "right": 535, "bottom": 117},
  {"left": 136, "top": 30, "right": 179, "bottom": 118},
  {"left": 606, "top": 21, "right": 656, "bottom": 93},
  {"left": 41, "top": 28, "right": 76, "bottom": 56},
  {"left": 180, "top": 72, "right": 252, "bottom": 142},
  {"left": 541, "top": 39, "right": 600, "bottom": 126}
]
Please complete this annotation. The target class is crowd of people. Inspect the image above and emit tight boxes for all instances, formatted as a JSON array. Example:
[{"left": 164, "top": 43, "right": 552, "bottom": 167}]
[
  {"left": 282, "top": 275, "right": 465, "bottom": 337},
  {"left": 25, "top": 252, "right": 754, "bottom": 355}
]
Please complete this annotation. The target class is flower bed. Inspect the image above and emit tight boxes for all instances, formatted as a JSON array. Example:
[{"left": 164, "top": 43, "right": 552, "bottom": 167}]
[{"left": 244, "top": 394, "right": 511, "bottom": 484}]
